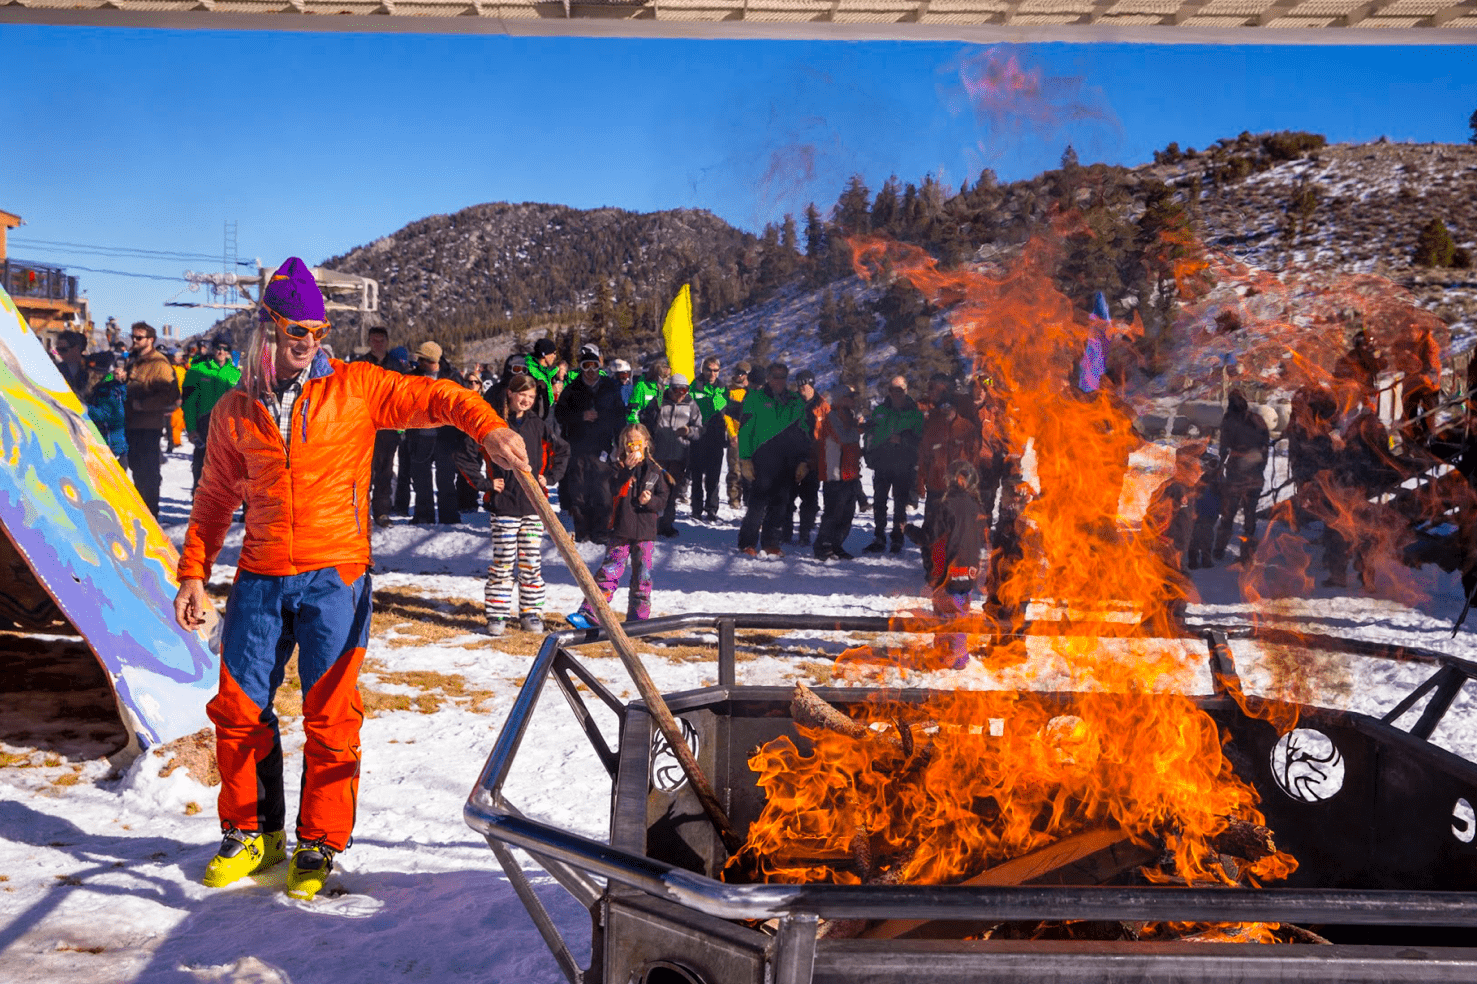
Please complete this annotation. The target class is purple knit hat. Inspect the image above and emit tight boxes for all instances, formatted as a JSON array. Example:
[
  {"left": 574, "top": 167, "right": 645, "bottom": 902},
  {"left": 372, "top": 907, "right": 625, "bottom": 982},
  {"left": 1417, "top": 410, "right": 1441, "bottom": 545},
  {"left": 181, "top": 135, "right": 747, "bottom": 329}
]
[{"left": 259, "top": 257, "right": 325, "bottom": 323}]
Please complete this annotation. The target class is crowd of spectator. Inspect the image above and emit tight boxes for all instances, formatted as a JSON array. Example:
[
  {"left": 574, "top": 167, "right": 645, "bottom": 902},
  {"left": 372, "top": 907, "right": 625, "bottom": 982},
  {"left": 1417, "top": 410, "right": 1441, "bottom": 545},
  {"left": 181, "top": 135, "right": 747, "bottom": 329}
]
[{"left": 53, "top": 313, "right": 1460, "bottom": 642}]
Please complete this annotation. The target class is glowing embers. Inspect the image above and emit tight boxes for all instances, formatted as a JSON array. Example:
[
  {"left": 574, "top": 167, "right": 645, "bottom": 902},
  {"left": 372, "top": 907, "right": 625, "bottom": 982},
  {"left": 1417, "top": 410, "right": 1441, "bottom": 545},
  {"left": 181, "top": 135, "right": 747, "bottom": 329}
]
[{"left": 724, "top": 681, "right": 1299, "bottom": 944}]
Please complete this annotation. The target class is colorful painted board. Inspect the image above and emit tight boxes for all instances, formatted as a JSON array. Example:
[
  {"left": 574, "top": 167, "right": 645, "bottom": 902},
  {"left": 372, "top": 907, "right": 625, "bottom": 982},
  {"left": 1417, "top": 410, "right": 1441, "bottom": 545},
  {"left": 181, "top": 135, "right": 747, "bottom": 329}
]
[{"left": 0, "top": 286, "right": 216, "bottom": 753}]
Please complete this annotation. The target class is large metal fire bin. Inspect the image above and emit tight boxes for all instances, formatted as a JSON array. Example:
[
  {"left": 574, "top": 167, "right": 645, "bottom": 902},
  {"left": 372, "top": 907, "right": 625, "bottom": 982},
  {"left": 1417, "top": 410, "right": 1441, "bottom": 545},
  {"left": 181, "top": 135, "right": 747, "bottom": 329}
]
[{"left": 464, "top": 614, "right": 1477, "bottom": 984}]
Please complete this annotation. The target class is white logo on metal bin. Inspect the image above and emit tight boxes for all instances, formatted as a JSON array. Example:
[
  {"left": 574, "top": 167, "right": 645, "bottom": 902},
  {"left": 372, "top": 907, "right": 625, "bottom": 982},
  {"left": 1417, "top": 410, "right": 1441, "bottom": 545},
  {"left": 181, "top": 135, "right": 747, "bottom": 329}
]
[
  {"left": 651, "top": 717, "right": 700, "bottom": 793},
  {"left": 1270, "top": 728, "right": 1345, "bottom": 803},
  {"left": 1454, "top": 798, "right": 1475, "bottom": 844}
]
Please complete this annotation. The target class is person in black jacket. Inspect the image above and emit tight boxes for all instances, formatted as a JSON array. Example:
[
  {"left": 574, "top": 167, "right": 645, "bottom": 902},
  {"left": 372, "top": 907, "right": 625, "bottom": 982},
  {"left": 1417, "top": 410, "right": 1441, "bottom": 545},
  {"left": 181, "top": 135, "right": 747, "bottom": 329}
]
[
  {"left": 643, "top": 373, "right": 703, "bottom": 538},
  {"left": 1213, "top": 389, "right": 1270, "bottom": 564},
  {"left": 554, "top": 345, "right": 627, "bottom": 541},
  {"left": 926, "top": 460, "right": 986, "bottom": 669},
  {"left": 404, "top": 341, "right": 467, "bottom": 525},
  {"left": 456, "top": 374, "right": 570, "bottom": 636},
  {"left": 352, "top": 326, "right": 408, "bottom": 526},
  {"left": 566, "top": 424, "right": 671, "bottom": 629}
]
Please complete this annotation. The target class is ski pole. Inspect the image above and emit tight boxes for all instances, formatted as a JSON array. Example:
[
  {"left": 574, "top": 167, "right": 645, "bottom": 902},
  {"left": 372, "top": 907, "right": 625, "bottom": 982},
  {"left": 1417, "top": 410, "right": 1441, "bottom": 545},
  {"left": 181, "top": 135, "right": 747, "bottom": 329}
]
[{"left": 511, "top": 468, "right": 742, "bottom": 855}]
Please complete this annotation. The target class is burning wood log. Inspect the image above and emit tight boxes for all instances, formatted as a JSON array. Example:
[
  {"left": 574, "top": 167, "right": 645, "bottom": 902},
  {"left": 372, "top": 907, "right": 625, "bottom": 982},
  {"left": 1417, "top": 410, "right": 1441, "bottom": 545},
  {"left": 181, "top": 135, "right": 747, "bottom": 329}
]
[
  {"left": 860, "top": 826, "right": 1133, "bottom": 940},
  {"left": 789, "top": 683, "right": 937, "bottom": 766},
  {"left": 1212, "top": 817, "right": 1278, "bottom": 862},
  {"left": 791, "top": 683, "right": 882, "bottom": 742}
]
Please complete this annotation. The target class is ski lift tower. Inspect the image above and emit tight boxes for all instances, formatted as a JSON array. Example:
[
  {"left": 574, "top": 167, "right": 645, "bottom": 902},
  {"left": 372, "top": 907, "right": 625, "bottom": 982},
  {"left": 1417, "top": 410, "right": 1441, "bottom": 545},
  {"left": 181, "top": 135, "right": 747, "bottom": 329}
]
[{"left": 171, "top": 261, "right": 380, "bottom": 349}]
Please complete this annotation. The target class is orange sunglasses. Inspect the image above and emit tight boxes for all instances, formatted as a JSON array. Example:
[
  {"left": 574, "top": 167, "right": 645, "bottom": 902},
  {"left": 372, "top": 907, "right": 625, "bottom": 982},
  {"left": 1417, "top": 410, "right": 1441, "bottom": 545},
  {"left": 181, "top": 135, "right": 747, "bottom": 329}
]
[{"left": 268, "top": 310, "right": 332, "bottom": 341}]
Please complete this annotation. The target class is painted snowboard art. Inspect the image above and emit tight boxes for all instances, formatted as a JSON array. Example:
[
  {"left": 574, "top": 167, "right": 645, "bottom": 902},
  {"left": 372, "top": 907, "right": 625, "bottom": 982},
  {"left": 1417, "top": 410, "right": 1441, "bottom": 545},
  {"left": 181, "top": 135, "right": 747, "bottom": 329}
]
[{"left": 0, "top": 286, "right": 216, "bottom": 753}]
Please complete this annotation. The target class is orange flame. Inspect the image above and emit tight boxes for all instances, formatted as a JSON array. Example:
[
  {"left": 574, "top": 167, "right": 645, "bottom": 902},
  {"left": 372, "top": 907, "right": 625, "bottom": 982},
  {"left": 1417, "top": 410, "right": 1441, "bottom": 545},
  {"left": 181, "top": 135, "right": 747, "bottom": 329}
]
[{"left": 728, "top": 226, "right": 1302, "bottom": 934}]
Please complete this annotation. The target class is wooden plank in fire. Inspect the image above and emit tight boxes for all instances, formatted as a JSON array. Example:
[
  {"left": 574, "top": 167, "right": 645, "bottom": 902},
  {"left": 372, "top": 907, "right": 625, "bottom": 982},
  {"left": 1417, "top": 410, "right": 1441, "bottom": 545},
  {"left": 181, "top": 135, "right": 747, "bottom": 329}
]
[{"left": 859, "top": 826, "right": 1133, "bottom": 940}]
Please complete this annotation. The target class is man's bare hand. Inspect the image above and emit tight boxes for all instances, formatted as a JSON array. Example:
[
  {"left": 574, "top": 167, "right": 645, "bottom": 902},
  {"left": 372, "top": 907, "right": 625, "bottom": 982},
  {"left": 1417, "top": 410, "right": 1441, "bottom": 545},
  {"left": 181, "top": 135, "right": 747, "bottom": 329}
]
[
  {"left": 482, "top": 428, "right": 530, "bottom": 471},
  {"left": 174, "top": 578, "right": 208, "bottom": 632},
  {"left": 492, "top": 477, "right": 505, "bottom": 492}
]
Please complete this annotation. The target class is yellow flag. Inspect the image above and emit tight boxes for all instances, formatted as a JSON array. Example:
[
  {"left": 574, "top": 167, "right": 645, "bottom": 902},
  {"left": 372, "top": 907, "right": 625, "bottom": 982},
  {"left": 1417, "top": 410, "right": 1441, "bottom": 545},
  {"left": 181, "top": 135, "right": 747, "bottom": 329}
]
[{"left": 661, "top": 284, "right": 695, "bottom": 382}]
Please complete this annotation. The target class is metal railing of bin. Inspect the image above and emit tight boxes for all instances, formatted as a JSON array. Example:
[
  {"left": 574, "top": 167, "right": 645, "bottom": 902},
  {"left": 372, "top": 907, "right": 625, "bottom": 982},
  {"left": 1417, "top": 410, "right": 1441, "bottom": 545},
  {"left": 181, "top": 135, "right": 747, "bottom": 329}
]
[{"left": 464, "top": 612, "right": 1477, "bottom": 984}]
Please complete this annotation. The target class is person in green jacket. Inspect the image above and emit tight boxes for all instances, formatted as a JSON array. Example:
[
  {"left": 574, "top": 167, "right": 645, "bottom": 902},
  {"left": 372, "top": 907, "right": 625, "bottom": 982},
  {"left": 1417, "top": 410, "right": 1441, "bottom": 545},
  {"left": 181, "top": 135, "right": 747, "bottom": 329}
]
[
  {"left": 688, "top": 356, "right": 728, "bottom": 521},
  {"left": 627, "top": 359, "right": 669, "bottom": 423},
  {"left": 524, "top": 338, "right": 566, "bottom": 429},
  {"left": 181, "top": 337, "right": 242, "bottom": 492},
  {"left": 864, "top": 375, "right": 926, "bottom": 553},
  {"left": 736, "top": 362, "right": 810, "bottom": 556}
]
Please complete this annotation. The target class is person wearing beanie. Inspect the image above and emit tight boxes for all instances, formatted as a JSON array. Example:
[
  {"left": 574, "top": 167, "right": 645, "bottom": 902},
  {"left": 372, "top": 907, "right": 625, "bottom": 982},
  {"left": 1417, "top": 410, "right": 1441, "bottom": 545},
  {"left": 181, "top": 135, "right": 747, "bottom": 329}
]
[
  {"left": 916, "top": 395, "right": 981, "bottom": 543},
  {"left": 785, "top": 368, "right": 825, "bottom": 546},
  {"left": 924, "top": 459, "right": 986, "bottom": 670},
  {"left": 688, "top": 355, "right": 728, "bottom": 522},
  {"left": 172, "top": 256, "right": 527, "bottom": 902},
  {"left": 627, "top": 357, "right": 669, "bottom": 424},
  {"left": 864, "top": 375, "right": 924, "bottom": 554},
  {"left": 722, "top": 361, "right": 753, "bottom": 509},
  {"left": 736, "top": 362, "right": 811, "bottom": 557},
  {"left": 554, "top": 343, "right": 626, "bottom": 540},
  {"left": 813, "top": 384, "right": 863, "bottom": 561},
  {"left": 610, "top": 358, "right": 635, "bottom": 404},
  {"left": 524, "top": 337, "right": 564, "bottom": 431},
  {"left": 84, "top": 352, "right": 129, "bottom": 468},
  {"left": 644, "top": 372, "right": 702, "bottom": 537},
  {"left": 123, "top": 320, "right": 181, "bottom": 517},
  {"left": 181, "top": 336, "right": 242, "bottom": 494}
]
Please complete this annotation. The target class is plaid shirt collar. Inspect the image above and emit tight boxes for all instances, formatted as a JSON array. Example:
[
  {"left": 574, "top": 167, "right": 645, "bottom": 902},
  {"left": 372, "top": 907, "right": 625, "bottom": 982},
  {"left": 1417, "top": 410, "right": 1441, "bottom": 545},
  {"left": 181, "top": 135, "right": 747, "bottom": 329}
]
[{"left": 267, "top": 361, "right": 315, "bottom": 447}]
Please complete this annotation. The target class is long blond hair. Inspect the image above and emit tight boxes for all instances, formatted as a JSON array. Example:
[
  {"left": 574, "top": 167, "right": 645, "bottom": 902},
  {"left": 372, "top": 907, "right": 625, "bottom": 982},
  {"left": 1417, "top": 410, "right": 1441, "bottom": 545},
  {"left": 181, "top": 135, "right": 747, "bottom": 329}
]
[
  {"left": 236, "top": 320, "right": 279, "bottom": 402},
  {"left": 617, "top": 423, "right": 653, "bottom": 465}
]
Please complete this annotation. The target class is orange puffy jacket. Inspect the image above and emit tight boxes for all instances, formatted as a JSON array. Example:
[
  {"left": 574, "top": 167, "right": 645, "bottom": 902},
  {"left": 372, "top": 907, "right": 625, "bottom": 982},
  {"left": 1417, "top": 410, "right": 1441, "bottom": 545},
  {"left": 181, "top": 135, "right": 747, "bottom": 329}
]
[{"left": 179, "top": 354, "right": 506, "bottom": 581}]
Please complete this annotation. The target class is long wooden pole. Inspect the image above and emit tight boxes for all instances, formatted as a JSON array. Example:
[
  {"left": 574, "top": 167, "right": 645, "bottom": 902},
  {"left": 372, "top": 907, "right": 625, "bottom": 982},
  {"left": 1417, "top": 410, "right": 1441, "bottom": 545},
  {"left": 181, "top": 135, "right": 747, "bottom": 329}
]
[{"left": 513, "top": 468, "right": 742, "bottom": 855}]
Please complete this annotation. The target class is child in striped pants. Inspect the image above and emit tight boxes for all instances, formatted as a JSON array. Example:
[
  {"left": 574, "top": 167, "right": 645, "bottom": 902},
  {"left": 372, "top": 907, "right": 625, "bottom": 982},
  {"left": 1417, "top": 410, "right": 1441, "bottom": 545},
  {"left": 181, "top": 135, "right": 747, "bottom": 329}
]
[{"left": 458, "top": 374, "right": 569, "bottom": 635}]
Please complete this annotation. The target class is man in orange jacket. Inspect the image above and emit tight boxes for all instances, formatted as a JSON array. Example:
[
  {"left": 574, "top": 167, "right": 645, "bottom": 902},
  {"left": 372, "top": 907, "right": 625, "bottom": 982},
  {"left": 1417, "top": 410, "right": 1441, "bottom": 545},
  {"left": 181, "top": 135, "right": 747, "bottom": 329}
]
[{"left": 173, "top": 257, "right": 528, "bottom": 901}]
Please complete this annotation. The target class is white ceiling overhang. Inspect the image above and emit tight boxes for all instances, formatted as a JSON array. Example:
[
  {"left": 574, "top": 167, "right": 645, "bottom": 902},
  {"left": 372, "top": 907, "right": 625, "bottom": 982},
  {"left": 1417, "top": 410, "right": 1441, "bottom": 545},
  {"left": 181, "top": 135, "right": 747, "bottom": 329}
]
[{"left": 2, "top": 0, "right": 1475, "bottom": 43}]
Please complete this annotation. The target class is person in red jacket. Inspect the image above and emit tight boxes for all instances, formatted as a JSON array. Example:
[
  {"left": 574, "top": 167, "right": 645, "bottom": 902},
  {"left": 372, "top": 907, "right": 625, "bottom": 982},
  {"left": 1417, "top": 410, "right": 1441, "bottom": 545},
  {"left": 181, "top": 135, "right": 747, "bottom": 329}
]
[
  {"left": 813, "top": 384, "right": 863, "bottom": 561},
  {"left": 172, "top": 257, "right": 527, "bottom": 901},
  {"left": 915, "top": 395, "right": 982, "bottom": 539}
]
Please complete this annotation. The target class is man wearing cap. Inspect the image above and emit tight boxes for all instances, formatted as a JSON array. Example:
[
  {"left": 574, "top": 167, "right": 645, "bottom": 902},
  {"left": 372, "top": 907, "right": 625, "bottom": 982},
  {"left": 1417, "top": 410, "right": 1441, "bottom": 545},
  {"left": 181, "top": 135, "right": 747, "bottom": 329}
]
[
  {"left": 350, "top": 326, "right": 408, "bottom": 527},
  {"left": 404, "top": 341, "right": 467, "bottom": 524},
  {"left": 173, "top": 258, "right": 527, "bottom": 902},
  {"left": 645, "top": 373, "right": 703, "bottom": 537},
  {"left": 124, "top": 321, "right": 181, "bottom": 518},
  {"left": 181, "top": 337, "right": 241, "bottom": 493},
  {"left": 688, "top": 356, "right": 728, "bottom": 522},
  {"left": 554, "top": 344, "right": 627, "bottom": 540}
]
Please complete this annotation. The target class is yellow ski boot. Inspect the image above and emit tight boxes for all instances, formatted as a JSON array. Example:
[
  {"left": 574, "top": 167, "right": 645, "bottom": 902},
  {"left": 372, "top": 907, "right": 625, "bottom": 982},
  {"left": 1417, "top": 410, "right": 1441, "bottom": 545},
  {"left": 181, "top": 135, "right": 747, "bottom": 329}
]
[
  {"left": 285, "top": 839, "right": 337, "bottom": 901},
  {"left": 202, "top": 828, "right": 286, "bottom": 888}
]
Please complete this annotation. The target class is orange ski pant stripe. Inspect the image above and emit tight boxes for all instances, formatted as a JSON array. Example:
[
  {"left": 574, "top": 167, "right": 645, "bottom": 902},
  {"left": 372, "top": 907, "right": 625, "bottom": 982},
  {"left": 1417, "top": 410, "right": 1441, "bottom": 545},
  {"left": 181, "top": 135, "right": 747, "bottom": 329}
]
[{"left": 208, "top": 565, "right": 370, "bottom": 852}]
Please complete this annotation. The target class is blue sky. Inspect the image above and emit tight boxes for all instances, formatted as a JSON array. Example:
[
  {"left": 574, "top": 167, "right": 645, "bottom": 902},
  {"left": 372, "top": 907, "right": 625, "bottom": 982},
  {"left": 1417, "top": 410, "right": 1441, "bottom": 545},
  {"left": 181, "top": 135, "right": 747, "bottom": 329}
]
[{"left": 2, "top": 27, "right": 1473, "bottom": 339}]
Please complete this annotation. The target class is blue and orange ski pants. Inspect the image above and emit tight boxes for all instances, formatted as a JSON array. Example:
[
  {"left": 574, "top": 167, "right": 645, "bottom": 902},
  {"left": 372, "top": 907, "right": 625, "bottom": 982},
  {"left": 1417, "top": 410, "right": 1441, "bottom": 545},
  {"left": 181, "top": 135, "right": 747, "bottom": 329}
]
[{"left": 208, "top": 565, "right": 371, "bottom": 852}]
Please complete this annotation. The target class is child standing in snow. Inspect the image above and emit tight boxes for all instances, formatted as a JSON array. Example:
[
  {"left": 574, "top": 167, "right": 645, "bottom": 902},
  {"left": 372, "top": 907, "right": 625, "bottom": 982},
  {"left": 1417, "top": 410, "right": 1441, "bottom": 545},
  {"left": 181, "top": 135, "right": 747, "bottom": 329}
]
[
  {"left": 567, "top": 423, "right": 671, "bottom": 629},
  {"left": 927, "top": 460, "right": 986, "bottom": 669},
  {"left": 459, "top": 374, "right": 570, "bottom": 636},
  {"left": 1188, "top": 453, "right": 1223, "bottom": 570}
]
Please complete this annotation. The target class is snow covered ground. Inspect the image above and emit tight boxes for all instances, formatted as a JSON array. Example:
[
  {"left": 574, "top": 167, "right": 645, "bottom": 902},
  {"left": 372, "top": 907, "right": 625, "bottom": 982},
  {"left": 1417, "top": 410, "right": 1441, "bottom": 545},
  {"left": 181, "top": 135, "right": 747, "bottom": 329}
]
[{"left": 3, "top": 443, "right": 1477, "bottom": 983}]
